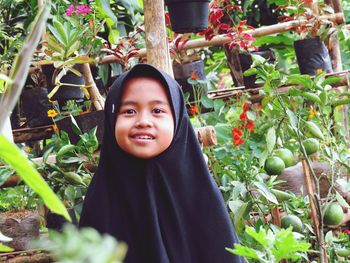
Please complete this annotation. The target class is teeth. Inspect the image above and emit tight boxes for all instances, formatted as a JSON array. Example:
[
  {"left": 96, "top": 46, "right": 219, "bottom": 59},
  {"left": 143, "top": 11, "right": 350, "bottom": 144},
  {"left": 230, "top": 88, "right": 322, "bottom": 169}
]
[{"left": 134, "top": 136, "right": 153, "bottom": 139}]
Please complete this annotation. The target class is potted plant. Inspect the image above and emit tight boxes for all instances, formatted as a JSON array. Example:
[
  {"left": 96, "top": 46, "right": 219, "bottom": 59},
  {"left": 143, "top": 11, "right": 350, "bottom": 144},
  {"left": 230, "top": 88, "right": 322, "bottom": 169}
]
[
  {"left": 198, "top": 1, "right": 259, "bottom": 88},
  {"left": 164, "top": 0, "right": 211, "bottom": 33},
  {"left": 40, "top": 3, "right": 104, "bottom": 101},
  {"left": 54, "top": 100, "right": 105, "bottom": 145},
  {"left": 38, "top": 129, "right": 99, "bottom": 230},
  {"left": 279, "top": 1, "right": 336, "bottom": 75},
  {"left": 168, "top": 32, "right": 207, "bottom": 102},
  {"left": 20, "top": 69, "right": 53, "bottom": 127}
]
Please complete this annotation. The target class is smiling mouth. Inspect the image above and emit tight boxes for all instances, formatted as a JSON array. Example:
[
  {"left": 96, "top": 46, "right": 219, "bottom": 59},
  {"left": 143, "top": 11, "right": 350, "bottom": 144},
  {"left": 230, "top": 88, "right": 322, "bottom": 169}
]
[{"left": 131, "top": 135, "right": 155, "bottom": 140}]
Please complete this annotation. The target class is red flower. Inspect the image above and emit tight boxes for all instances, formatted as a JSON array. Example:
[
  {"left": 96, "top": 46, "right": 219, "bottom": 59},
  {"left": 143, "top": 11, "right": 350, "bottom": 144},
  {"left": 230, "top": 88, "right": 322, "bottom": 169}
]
[
  {"left": 232, "top": 128, "right": 243, "bottom": 138},
  {"left": 343, "top": 229, "right": 350, "bottom": 235},
  {"left": 233, "top": 137, "right": 244, "bottom": 146},
  {"left": 243, "top": 102, "right": 250, "bottom": 112},
  {"left": 246, "top": 120, "right": 255, "bottom": 132},
  {"left": 240, "top": 112, "right": 248, "bottom": 121}
]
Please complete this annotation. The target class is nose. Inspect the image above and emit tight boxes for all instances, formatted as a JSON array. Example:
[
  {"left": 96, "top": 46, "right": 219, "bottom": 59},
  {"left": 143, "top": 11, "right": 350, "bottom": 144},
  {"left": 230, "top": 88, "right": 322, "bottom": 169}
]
[{"left": 135, "top": 112, "right": 153, "bottom": 128}]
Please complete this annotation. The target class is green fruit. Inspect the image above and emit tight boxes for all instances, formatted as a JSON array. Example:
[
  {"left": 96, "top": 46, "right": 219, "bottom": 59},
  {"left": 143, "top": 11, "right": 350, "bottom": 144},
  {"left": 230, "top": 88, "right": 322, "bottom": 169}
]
[
  {"left": 302, "top": 138, "right": 319, "bottom": 155},
  {"left": 264, "top": 156, "right": 285, "bottom": 175},
  {"left": 335, "top": 248, "right": 350, "bottom": 257},
  {"left": 271, "top": 189, "right": 295, "bottom": 202},
  {"left": 274, "top": 148, "right": 295, "bottom": 168},
  {"left": 305, "top": 121, "right": 324, "bottom": 140},
  {"left": 323, "top": 203, "right": 343, "bottom": 226},
  {"left": 281, "top": 214, "right": 303, "bottom": 233}
]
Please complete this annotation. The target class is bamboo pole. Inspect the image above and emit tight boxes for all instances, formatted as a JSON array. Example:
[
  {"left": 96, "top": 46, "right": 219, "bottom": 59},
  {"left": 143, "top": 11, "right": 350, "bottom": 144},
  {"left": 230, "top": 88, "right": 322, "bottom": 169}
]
[
  {"left": 81, "top": 63, "right": 105, "bottom": 110},
  {"left": 324, "top": 0, "right": 350, "bottom": 146},
  {"left": 143, "top": 0, "right": 173, "bottom": 76},
  {"left": 98, "top": 13, "right": 344, "bottom": 65}
]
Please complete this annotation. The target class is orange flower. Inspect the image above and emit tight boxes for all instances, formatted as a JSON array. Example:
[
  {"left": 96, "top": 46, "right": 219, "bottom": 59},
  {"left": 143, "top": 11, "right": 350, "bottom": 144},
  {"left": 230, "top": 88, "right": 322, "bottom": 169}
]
[
  {"left": 191, "top": 71, "right": 200, "bottom": 80},
  {"left": 308, "top": 106, "right": 317, "bottom": 119},
  {"left": 190, "top": 105, "right": 199, "bottom": 115},
  {"left": 47, "top": 109, "right": 58, "bottom": 118}
]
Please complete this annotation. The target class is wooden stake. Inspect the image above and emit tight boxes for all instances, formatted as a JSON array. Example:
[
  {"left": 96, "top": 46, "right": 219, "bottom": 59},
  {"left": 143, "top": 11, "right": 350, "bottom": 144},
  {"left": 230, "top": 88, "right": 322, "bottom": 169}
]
[
  {"left": 194, "top": 126, "right": 217, "bottom": 147},
  {"left": 302, "top": 160, "right": 328, "bottom": 263},
  {"left": 143, "top": 0, "right": 173, "bottom": 76}
]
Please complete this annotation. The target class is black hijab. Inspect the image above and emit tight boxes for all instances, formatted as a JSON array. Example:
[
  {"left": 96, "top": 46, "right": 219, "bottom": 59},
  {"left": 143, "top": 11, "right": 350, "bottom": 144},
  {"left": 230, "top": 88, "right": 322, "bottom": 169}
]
[{"left": 79, "top": 64, "right": 242, "bottom": 263}]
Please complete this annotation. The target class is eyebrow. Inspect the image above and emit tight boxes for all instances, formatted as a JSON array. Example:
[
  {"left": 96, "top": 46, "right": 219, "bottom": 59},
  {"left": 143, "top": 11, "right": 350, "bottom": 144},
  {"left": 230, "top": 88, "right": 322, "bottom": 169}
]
[{"left": 120, "top": 100, "right": 170, "bottom": 106}]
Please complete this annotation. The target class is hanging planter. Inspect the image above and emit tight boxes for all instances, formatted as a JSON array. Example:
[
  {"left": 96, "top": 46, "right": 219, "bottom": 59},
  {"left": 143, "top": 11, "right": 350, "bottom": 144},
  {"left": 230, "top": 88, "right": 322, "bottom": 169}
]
[
  {"left": 21, "top": 88, "right": 53, "bottom": 128},
  {"left": 56, "top": 110, "right": 105, "bottom": 145},
  {"left": 239, "top": 49, "right": 275, "bottom": 88},
  {"left": 173, "top": 59, "right": 206, "bottom": 102},
  {"left": 293, "top": 36, "right": 333, "bottom": 76},
  {"left": 164, "top": 0, "right": 210, "bottom": 33},
  {"left": 41, "top": 64, "right": 85, "bottom": 101}
]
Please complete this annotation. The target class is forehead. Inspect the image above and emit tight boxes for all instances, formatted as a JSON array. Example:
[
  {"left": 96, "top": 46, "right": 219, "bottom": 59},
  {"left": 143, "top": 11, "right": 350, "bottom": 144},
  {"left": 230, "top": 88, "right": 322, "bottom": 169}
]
[{"left": 121, "top": 76, "right": 170, "bottom": 102}]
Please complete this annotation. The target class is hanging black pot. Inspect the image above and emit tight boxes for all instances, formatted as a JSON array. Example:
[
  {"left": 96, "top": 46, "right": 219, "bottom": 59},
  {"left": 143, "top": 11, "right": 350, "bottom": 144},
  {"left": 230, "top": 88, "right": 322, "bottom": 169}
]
[
  {"left": 165, "top": 0, "right": 210, "bottom": 33},
  {"left": 239, "top": 49, "right": 275, "bottom": 88},
  {"left": 173, "top": 59, "right": 206, "bottom": 102},
  {"left": 293, "top": 36, "right": 333, "bottom": 75},
  {"left": 21, "top": 87, "right": 53, "bottom": 128},
  {"left": 56, "top": 110, "right": 104, "bottom": 145},
  {"left": 42, "top": 64, "right": 85, "bottom": 101}
]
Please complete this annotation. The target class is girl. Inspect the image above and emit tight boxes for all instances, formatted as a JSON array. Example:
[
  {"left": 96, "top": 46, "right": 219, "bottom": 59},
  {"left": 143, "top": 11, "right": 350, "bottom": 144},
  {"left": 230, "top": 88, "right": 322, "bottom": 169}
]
[{"left": 79, "top": 64, "right": 243, "bottom": 263}]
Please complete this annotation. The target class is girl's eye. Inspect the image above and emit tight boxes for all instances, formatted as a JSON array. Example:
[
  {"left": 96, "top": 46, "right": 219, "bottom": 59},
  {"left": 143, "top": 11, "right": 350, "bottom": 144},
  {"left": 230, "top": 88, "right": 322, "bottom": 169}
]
[
  {"left": 121, "top": 109, "right": 136, "bottom": 115},
  {"left": 153, "top": 108, "right": 164, "bottom": 114}
]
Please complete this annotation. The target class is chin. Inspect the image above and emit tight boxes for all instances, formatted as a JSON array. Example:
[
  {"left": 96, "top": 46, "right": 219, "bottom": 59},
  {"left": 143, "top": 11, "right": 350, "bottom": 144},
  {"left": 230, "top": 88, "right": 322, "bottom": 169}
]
[{"left": 130, "top": 151, "right": 158, "bottom": 159}]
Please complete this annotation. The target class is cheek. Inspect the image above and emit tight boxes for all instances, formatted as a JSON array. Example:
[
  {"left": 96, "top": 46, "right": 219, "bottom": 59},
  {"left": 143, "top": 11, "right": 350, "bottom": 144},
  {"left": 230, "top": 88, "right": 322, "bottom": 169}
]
[{"left": 159, "top": 119, "right": 175, "bottom": 147}]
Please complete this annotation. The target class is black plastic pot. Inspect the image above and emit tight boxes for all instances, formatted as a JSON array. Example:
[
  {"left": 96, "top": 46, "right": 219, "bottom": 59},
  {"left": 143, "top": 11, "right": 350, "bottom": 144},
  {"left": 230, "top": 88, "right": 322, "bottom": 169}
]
[
  {"left": 165, "top": 0, "right": 210, "bottom": 33},
  {"left": 173, "top": 59, "right": 206, "bottom": 102},
  {"left": 239, "top": 49, "right": 275, "bottom": 88},
  {"left": 56, "top": 110, "right": 104, "bottom": 145},
  {"left": 294, "top": 37, "right": 333, "bottom": 75},
  {"left": 42, "top": 64, "right": 85, "bottom": 101},
  {"left": 21, "top": 88, "right": 53, "bottom": 127}
]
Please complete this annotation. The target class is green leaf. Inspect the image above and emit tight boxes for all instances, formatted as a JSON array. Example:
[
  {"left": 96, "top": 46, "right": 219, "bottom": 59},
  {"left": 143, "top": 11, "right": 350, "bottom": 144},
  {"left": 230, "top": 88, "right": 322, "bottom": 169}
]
[
  {"left": 272, "top": 228, "right": 310, "bottom": 261},
  {"left": 286, "top": 75, "right": 313, "bottom": 89},
  {"left": 95, "top": 0, "right": 119, "bottom": 25},
  {"left": 215, "top": 123, "right": 232, "bottom": 144},
  {"left": 226, "top": 244, "right": 260, "bottom": 259},
  {"left": 254, "top": 181, "right": 278, "bottom": 204},
  {"left": 0, "top": 244, "right": 14, "bottom": 252},
  {"left": 266, "top": 127, "right": 276, "bottom": 153},
  {"left": 49, "top": 20, "right": 68, "bottom": 47},
  {"left": 201, "top": 95, "right": 214, "bottom": 109},
  {"left": 246, "top": 226, "right": 270, "bottom": 247},
  {"left": 336, "top": 191, "right": 350, "bottom": 208},
  {"left": 0, "top": 135, "right": 70, "bottom": 221},
  {"left": 286, "top": 109, "right": 298, "bottom": 129}
]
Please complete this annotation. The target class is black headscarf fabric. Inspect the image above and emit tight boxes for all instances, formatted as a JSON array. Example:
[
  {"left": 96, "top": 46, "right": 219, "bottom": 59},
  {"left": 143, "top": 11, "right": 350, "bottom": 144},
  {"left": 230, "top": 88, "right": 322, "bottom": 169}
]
[{"left": 79, "top": 64, "right": 242, "bottom": 263}]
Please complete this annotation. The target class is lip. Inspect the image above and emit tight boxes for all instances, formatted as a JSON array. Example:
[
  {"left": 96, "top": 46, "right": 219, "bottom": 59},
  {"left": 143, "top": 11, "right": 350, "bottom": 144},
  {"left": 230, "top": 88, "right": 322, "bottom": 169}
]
[{"left": 129, "top": 132, "right": 156, "bottom": 142}]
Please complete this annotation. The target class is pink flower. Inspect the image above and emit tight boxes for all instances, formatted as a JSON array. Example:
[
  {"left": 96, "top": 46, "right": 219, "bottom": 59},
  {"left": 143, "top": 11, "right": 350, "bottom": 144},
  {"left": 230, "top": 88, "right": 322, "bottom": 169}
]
[
  {"left": 76, "top": 4, "right": 92, "bottom": 15},
  {"left": 66, "top": 4, "right": 75, "bottom": 16}
]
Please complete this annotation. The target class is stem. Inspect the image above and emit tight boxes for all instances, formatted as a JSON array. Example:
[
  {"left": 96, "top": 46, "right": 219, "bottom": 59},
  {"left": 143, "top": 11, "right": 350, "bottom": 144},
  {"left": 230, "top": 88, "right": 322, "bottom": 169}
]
[{"left": 276, "top": 95, "right": 326, "bottom": 262}]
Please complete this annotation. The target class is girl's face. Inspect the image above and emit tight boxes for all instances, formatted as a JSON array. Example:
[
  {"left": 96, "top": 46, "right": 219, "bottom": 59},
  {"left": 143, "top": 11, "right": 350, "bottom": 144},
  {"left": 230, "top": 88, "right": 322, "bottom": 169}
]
[{"left": 115, "top": 76, "right": 175, "bottom": 159}]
